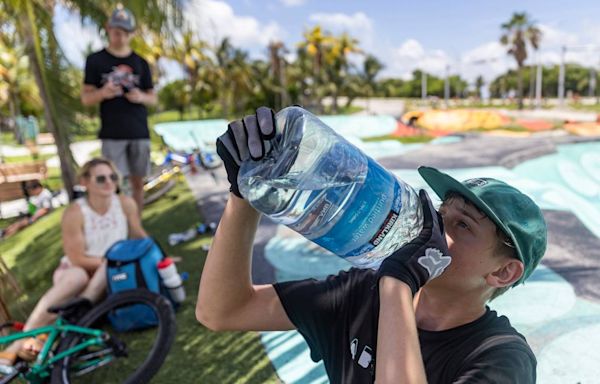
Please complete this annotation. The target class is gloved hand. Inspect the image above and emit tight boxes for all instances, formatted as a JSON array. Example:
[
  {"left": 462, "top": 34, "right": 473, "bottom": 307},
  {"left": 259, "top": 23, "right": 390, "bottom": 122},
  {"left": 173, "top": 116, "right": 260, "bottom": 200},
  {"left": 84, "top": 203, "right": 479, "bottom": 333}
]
[
  {"left": 216, "top": 106, "right": 277, "bottom": 198},
  {"left": 377, "top": 189, "right": 451, "bottom": 295}
]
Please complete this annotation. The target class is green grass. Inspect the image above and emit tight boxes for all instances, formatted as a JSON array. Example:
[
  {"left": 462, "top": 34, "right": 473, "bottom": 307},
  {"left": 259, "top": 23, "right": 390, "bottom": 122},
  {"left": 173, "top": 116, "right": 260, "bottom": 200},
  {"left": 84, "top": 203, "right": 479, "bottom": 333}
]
[
  {"left": 2, "top": 153, "right": 54, "bottom": 164},
  {"left": 569, "top": 102, "right": 600, "bottom": 113},
  {"left": 1, "top": 181, "right": 279, "bottom": 383},
  {"left": 363, "top": 134, "right": 435, "bottom": 144},
  {"left": 0, "top": 132, "right": 18, "bottom": 147},
  {"left": 322, "top": 105, "right": 364, "bottom": 115}
]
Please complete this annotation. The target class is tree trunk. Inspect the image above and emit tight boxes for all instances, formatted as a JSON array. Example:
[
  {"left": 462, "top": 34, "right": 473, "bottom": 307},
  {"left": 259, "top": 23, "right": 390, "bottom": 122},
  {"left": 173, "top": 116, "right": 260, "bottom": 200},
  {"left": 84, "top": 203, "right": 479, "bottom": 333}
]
[
  {"left": 0, "top": 256, "right": 25, "bottom": 323},
  {"left": 22, "top": 0, "right": 77, "bottom": 198},
  {"left": 332, "top": 91, "right": 338, "bottom": 114},
  {"left": 517, "top": 65, "right": 524, "bottom": 110}
]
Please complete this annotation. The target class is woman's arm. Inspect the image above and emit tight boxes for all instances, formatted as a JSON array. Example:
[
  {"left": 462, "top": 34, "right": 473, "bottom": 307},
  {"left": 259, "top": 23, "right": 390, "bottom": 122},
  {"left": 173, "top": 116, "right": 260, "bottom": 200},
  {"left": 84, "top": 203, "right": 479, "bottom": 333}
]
[
  {"left": 120, "top": 195, "right": 148, "bottom": 239},
  {"left": 62, "top": 204, "right": 103, "bottom": 274}
]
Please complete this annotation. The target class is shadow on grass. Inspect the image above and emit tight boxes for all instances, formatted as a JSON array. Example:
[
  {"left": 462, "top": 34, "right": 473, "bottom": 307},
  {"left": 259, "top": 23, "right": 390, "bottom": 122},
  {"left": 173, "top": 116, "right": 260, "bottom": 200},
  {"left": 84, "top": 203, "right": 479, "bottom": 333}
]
[
  {"left": 144, "top": 184, "right": 279, "bottom": 383},
  {"left": 3, "top": 181, "right": 280, "bottom": 384},
  {"left": 1, "top": 208, "right": 65, "bottom": 315}
]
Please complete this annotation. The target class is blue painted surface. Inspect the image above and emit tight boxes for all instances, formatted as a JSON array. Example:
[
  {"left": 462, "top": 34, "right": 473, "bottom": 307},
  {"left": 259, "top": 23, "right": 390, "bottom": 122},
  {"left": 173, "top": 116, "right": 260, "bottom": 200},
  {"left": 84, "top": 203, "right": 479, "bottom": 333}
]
[
  {"left": 260, "top": 141, "right": 600, "bottom": 384},
  {"left": 153, "top": 114, "right": 398, "bottom": 153},
  {"left": 163, "top": 115, "right": 598, "bottom": 382}
]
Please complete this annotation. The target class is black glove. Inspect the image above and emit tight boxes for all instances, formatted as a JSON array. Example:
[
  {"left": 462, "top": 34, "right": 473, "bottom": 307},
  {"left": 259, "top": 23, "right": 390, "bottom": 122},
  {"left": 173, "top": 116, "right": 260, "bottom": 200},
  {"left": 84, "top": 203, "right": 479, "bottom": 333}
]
[
  {"left": 377, "top": 189, "right": 451, "bottom": 295},
  {"left": 216, "top": 107, "right": 277, "bottom": 198}
]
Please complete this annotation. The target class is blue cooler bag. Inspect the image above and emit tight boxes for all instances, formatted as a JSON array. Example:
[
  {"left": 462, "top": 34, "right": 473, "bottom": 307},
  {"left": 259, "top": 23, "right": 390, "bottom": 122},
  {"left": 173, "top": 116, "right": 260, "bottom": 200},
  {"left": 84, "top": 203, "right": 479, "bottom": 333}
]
[{"left": 105, "top": 237, "right": 167, "bottom": 332}]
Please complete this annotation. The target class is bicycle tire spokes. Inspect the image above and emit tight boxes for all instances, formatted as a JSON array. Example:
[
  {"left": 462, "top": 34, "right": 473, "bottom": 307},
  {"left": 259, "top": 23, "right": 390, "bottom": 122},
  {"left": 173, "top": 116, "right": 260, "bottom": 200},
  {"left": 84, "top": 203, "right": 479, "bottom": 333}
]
[
  {"left": 51, "top": 290, "right": 176, "bottom": 384},
  {"left": 71, "top": 355, "right": 114, "bottom": 377}
]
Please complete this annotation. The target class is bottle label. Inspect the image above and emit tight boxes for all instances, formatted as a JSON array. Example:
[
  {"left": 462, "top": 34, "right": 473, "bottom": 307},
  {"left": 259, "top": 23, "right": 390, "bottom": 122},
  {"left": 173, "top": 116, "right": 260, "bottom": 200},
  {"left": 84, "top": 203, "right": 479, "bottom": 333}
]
[
  {"left": 343, "top": 180, "right": 402, "bottom": 257},
  {"left": 293, "top": 193, "right": 335, "bottom": 234},
  {"left": 370, "top": 210, "right": 399, "bottom": 247}
]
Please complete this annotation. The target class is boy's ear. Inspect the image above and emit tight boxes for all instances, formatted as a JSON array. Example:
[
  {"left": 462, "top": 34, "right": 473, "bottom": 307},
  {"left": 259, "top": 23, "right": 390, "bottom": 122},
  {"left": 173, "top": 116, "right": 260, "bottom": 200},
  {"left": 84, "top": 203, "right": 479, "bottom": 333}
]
[{"left": 486, "top": 259, "right": 524, "bottom": 288}]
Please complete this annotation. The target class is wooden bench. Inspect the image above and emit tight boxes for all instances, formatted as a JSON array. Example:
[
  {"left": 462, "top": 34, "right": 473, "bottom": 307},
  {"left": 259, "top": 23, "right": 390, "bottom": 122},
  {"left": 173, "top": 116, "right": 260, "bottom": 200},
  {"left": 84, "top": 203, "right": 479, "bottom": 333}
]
[
  {"left": 0, "top": 162, "right": 47, "bottom": 185},
  {"left": 36, "top": 133, "right": 55, "bottom": 146},
  {"left": 0, "top": 162, "right": 48, "bottom": 204}
]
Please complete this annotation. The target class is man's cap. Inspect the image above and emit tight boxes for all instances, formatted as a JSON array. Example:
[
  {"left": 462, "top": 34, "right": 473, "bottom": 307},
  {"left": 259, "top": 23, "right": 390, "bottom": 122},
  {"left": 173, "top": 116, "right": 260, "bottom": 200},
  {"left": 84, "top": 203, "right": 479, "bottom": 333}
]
[
  {"left": 108, "top": 5, "right": 136, "bottom": 32},
  {"left": 418, "top": 166, "right": 547, "bottom": 285}
]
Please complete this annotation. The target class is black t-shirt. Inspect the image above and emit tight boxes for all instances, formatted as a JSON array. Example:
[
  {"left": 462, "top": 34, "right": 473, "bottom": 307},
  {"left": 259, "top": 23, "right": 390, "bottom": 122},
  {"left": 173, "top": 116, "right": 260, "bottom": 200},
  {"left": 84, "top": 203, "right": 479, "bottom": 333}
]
[
  {"left": 84, "top": 49, "right": 153, "bottom": 139},
  {"left": 274, "top": 268, "right": 536, "bottom": 384}
]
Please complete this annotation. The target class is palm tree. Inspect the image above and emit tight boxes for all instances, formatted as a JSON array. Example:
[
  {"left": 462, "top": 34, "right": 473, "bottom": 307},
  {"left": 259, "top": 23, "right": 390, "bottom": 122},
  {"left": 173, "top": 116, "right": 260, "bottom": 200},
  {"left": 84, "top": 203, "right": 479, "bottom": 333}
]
[
  {"left": 165, "top": 29, "right": 210, "bottom": 115},
  {"left": 500, "top": 12, "right": 542, "bottom": 109},
  {"left": 0, "top": 38, "right": 41, "bottom": 123},
  {"left": 0, "top": 1, "right": 182, "bottom": 198},
  {"left": 131, "top": 29, "right": 167, "bottom": 84},
  {"left": 361, "top": 54, "right": 384, "bottom": 112},
  {"left": 324, "top": 32, "right": 362, "bottom": 113},
  {"left": 298, "top": 26, "right": 336, "bottom": 111},
  {"left": 214, "top": 38, "right": 236, "bottom": 117},
  {"left": 268, "top": 41, "right": 289, "bottom": 110}
]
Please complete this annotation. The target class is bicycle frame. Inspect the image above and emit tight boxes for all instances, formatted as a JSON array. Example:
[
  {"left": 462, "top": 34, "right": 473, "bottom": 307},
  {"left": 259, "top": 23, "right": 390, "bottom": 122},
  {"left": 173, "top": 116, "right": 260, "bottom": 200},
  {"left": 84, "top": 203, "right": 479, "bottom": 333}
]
[{"left": 0, "top": 317, "right": 105, "bottom": 383}]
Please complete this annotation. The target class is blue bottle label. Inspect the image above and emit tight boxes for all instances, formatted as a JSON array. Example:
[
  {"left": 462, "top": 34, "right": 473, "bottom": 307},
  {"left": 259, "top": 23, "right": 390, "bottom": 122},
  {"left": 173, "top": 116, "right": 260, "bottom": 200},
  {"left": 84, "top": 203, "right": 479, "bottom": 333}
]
[{"left": 342, "top": 180, "right": 402, "bottom": 257}]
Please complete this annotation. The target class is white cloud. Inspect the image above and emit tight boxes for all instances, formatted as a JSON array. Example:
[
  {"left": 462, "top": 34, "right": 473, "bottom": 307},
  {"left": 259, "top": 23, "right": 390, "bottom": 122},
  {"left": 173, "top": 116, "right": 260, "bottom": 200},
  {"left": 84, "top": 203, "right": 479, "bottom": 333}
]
[
  {"left": 308, "top": 12, "right": 373, "bottom": 33},
  {"left": 460, "top": 41, "right": 513, "bottom": 82},
  {"left": 383, "top": 39, "right": 452, "bottom": 80},
  {"left": 185, "top": 0, "right": 286, "bottom": 52},
  {"left": 157, "top": 58, "right": 185, "bottom": 86},
  {"left": 538, "top": 24, "right": 579, "bottom": 48},
  {"left": 308, "top": 12, "right": 374, "bottom": 51},
  {"left": 535, "top": 24, "right": 600, "bottom": 67},
  {"left": 53, "top": 6, "right": 103, "bottom": 68},
  {"left": 280, "top": 0, "right": 307, "bottom": 6}
]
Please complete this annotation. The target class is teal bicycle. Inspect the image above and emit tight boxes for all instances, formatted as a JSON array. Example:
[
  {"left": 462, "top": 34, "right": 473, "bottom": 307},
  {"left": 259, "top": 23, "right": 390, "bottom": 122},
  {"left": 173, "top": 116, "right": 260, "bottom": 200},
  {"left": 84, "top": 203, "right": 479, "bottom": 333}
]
[{"left": 0, "top": 290, "right": 176, "bottom": 384}]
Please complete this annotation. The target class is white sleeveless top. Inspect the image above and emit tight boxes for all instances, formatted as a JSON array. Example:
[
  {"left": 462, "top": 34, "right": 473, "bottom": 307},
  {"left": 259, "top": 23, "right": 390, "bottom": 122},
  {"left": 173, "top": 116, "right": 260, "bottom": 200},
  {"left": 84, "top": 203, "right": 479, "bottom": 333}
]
[
  {"left": 77, "top": 195, "right": 128, "bottom": 257},
  {"left": 62, "top": 195, "right": 128, "bottom": 265}
]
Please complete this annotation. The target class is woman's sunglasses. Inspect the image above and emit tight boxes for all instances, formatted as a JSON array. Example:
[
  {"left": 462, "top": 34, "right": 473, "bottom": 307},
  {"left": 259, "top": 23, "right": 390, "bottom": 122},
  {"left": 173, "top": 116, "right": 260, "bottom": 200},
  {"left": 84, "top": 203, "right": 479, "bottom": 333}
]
[{"left": 95, "top": 173, "right": 119, "bottom": 184}]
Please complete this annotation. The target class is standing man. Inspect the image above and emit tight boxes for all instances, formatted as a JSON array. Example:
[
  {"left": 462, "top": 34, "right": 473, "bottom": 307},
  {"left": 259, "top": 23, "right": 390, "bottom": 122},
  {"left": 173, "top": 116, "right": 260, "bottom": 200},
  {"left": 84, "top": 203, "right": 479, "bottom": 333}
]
[{"left": 81, "top": 5, "right": 157, "bottom": 213}]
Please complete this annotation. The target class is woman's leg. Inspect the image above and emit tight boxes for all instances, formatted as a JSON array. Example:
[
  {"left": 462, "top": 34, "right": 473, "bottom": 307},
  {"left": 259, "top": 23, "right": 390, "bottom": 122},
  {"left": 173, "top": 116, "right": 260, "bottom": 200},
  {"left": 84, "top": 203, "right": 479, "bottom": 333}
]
[
  {"left": 79, "top": 260, "right": 107, "bottom": 304},
  {"left": 1, "top": 266, "right": 89, "bottom": 357},
  {"left": 22, "top": 266, "right": 90, "bottom": 331}
]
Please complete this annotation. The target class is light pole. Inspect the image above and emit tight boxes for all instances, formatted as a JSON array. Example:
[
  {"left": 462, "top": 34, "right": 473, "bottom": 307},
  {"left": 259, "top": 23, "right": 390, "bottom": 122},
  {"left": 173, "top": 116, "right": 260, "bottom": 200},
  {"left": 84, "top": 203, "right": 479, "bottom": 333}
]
[
  {"left": 421, "top": 71, "right": 427, "bottom": 100},
  {"left": 535, "top": 56, "right": 543, "bottom": 108},
  {"left": 589, "top": 68, "right": 596, "bottom": 98},
  {"left": 444, "top": 64, "right": 450, "bottom": 107},
  {"left": 558, "top": 45, "right": 566, "bottom": 106}
]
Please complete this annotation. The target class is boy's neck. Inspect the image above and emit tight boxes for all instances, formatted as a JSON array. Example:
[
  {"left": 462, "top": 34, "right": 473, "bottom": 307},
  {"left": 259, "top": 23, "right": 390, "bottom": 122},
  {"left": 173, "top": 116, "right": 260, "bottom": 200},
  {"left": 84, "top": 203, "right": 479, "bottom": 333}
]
[
  {"left": 106, "top": 44, "right": 132, "bottom": 58},
  {"left": 414, "top": 287, "right": 488, "bottom": 331}
]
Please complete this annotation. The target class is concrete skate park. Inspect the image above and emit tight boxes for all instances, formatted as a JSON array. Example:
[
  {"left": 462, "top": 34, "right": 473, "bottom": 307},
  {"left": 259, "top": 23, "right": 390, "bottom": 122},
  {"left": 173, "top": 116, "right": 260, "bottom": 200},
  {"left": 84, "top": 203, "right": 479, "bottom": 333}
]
[{"left": 157, "top": 102, "right": 600, "bottom": 383}]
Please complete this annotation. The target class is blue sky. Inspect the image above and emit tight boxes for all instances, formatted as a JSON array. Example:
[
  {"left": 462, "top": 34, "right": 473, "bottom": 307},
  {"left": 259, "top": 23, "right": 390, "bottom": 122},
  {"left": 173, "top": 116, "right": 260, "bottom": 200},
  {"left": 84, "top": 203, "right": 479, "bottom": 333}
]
[{"left": 55, "top": 0, "right": 600, "bottom": 84}]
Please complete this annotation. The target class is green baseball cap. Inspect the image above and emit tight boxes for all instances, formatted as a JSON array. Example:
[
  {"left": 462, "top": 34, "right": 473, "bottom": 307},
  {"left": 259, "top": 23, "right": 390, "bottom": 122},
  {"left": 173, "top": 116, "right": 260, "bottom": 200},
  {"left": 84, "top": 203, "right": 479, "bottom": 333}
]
[
  {"left": 418, "top": 166, "right": 547, "bottom": 285},
  {"left": 108, "top": 5, "right": 136, "bottom": 32}
]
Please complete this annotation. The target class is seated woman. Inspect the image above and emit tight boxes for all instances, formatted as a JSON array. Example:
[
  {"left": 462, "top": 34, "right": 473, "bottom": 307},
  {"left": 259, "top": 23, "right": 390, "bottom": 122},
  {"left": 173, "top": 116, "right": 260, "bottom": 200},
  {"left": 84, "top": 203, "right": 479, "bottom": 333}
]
[{"left": 0, "top": 157, "right": 148, "bottom": 366}]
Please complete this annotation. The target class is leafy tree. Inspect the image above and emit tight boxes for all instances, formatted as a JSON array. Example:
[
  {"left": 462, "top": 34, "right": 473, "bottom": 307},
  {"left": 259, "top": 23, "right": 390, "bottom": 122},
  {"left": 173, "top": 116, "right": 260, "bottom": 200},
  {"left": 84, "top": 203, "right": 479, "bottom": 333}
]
[
  {"left": 0, "top": 0, "right": 182, "bottom": 197},
  {"left": 500, "top": 12, "right": 542, "bottom": 109}
]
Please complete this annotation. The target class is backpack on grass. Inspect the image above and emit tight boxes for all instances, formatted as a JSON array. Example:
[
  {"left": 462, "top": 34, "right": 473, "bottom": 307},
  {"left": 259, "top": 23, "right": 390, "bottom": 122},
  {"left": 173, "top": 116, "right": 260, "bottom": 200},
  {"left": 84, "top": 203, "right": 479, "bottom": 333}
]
[{"left": 105, "top": 237, "right": 174, "bottom": 332}]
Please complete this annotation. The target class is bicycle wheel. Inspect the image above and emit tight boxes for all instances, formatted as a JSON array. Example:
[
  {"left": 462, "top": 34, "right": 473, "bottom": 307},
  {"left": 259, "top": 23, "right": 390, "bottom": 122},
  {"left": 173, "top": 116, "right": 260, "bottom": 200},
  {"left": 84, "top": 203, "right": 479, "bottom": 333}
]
[{"left": 50, "top": 290, "right": 176, "bottom": 384}]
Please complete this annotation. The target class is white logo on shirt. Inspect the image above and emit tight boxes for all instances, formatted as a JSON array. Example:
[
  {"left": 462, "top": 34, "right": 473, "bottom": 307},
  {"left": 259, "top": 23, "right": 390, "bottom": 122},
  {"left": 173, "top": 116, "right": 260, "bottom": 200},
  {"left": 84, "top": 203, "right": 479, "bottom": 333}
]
[
  {"left": 357, "top": 346, "right": 373, "bottom": 369},
  {"left": 350, "top": 338, "right": 373, "bottom": 369},
  {"left": 350, "top": 338, "right": 358, "bottom": 360}
]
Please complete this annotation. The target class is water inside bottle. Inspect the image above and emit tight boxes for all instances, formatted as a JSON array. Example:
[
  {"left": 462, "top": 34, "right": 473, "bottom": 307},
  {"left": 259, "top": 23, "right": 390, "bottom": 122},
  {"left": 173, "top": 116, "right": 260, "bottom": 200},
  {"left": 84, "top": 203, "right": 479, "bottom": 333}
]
[{"left": 238, "top": 106, "right": 423, "bottom": 269}]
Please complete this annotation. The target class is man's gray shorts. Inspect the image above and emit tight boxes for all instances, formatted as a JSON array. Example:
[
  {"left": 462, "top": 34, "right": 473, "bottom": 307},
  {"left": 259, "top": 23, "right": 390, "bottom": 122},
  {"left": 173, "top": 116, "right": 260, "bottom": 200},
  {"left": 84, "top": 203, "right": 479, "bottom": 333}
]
[{"left": 101, "top": 139, "right": 151, "bottom": 177}]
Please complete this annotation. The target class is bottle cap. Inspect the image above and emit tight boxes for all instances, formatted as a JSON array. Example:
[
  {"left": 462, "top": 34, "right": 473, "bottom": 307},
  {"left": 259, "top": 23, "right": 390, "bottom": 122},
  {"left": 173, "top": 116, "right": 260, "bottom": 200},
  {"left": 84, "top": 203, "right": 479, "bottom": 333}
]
[{"left": 157, "top": 258, "right": 173, "bottom": 269}]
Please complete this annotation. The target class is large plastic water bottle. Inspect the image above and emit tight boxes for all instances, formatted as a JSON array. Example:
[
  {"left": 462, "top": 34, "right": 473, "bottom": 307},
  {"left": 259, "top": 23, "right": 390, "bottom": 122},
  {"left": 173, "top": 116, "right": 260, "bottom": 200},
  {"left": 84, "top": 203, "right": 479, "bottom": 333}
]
[{"left": 238, "top": 107, "right": 423, "bottom": 269}]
